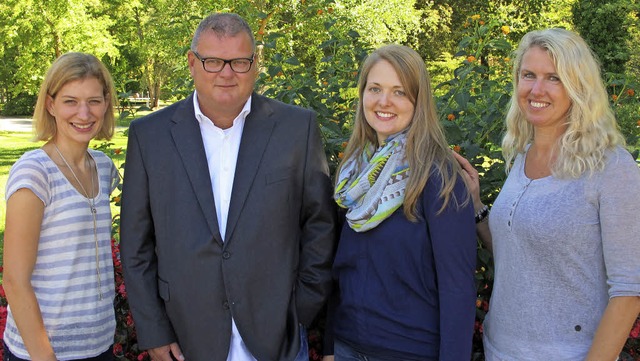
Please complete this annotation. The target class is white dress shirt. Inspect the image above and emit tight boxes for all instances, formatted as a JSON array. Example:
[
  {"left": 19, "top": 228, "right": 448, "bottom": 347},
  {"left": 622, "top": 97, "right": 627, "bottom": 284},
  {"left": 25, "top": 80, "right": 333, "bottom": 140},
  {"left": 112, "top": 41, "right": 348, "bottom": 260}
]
[{"left": 193, "top": 91, "right": 257, "bottom": 361}]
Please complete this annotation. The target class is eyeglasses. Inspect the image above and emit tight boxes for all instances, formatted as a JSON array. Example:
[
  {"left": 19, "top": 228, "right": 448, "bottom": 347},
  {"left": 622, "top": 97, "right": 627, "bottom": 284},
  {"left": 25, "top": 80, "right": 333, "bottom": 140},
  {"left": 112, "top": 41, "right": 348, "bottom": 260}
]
[{"left": 192, "top": 51, "right": 254, "bottom": 73}]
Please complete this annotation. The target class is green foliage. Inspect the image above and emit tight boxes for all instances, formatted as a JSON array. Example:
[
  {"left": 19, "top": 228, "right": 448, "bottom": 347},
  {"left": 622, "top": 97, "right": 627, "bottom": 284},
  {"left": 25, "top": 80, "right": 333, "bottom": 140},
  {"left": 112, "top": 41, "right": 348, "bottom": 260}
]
[
  {"left": 607, "top": 74, "right": 640, "bottom": 159},
  {"left": 436, "top": 16, "right": 512, "bottom": 204},
  {"left": 0, "top": 0, "right": 118, "bottom": 99},
  {"left": 258, "top": 16, "right": 369, "bottom": 174},
  {"left": 1, "top": 93, "right": 37, "bottom": 116},
  {"left": 572, "top": 0, "right": 638, "bottom": 75}
]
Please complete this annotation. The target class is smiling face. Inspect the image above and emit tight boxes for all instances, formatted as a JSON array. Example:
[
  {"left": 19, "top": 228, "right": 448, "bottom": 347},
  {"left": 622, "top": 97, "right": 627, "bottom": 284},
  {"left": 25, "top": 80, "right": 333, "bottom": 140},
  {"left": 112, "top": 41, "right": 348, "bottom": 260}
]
[
  {"left": 362, "top": 60, "right": 415, "bottom": 144},
  {"left": 517, "top": 46, "right": 572, "bottom": 132},
  {"left": 46, "top": 77, "right": 108, "bottom": 146},
  {"left": 188, "top": 30, "right": 256, "bottom": 125}
]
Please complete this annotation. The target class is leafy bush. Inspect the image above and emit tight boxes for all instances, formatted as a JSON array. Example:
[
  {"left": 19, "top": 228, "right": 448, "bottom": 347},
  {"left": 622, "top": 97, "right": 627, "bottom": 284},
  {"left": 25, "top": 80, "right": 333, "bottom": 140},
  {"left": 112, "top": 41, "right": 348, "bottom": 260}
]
[{"left": 1, "top": 93, "right": 37, "bottom": 116}]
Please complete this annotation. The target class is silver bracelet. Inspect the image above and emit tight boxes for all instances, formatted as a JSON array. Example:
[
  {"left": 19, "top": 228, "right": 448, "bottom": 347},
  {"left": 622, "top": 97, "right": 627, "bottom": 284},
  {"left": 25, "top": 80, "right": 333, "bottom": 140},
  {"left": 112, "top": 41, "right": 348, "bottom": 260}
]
[{"left": 475, "top": 204, "right": 489, "bottom": 223}]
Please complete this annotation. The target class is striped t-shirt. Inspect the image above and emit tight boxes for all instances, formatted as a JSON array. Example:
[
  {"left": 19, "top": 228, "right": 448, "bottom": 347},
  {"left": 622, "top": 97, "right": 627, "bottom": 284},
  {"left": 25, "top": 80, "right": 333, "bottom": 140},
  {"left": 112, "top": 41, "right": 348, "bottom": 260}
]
[{"left": 4, "top": 148, "right": 119, "bottom": 359}]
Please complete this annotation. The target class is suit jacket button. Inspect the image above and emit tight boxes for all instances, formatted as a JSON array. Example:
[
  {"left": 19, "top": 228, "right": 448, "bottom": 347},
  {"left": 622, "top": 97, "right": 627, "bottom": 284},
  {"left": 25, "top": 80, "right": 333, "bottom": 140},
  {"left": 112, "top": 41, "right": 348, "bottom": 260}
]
[
  {"left": 223, "top": 301, "right": 229, "bottom": 310},
  {"left": 222, "top": 251, "right": 231, "bottom": 259}
]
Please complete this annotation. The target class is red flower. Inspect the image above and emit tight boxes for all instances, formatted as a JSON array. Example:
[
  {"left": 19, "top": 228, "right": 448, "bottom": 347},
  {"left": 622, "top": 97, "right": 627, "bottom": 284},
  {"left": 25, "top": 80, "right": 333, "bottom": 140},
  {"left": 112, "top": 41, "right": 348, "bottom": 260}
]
[
  {"left": 126, "top": 313, "right": 135, "bottom": 327},
  {"left": 118, "top": 283, "right": 127, "bottom": 297},
  {"left": 630, "top": 318, "right": 640, "bottom": 338},
  {"left": 113, "top": 343, "right": 123, "bottom": 356}
]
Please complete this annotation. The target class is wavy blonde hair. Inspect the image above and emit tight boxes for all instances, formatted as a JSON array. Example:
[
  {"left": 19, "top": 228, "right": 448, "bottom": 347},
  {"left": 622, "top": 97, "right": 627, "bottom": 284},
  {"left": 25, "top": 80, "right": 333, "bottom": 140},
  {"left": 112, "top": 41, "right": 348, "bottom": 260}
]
[
  {"left": 33, "top": 52, "right": 116, "bottom": 141},
  {"left": 337, "top": 44, "right": 468, "bottom": 219},
  {"left": 502, "top": 28, "right": 624, "bottom": 177}
]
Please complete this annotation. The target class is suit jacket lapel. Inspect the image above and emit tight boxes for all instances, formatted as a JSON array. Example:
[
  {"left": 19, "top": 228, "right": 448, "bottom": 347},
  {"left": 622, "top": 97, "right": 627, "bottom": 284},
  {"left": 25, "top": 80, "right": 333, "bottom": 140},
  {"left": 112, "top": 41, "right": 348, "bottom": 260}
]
[
  {"left": 225, "top": 94, "right": 275, "bottom": 244},
  {"left": 170, "top": 95, "right": 223, "bottom": 245}
]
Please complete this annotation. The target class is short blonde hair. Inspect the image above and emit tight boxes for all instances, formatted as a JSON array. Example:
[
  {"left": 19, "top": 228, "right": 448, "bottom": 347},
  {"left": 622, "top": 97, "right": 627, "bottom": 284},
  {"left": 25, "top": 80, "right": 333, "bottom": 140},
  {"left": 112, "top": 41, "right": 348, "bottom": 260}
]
[
  {"left": 33, "top": 52, "right": 117, "bottom": 141},
  {"left": 502, "top": 28, "right": 624, "bottom": 177}
]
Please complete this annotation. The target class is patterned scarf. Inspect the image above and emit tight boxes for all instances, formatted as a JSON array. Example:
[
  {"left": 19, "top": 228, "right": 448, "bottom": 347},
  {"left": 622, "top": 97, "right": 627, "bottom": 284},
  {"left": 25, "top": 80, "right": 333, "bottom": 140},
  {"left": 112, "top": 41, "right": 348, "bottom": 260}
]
[{"left": 334, "top": 131, "right": 409, "bottom": 232}]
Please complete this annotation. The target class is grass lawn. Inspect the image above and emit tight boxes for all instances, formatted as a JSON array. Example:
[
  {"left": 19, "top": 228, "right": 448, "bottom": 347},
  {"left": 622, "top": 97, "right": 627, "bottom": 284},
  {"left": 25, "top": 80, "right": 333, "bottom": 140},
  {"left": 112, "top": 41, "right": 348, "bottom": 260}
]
[{"left": 0, "top": 130, "right": 129, "bottom": 267}]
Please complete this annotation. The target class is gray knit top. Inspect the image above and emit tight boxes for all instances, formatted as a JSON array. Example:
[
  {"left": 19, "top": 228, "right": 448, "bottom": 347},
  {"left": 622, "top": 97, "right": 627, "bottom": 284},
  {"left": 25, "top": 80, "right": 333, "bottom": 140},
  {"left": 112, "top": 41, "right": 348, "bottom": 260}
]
[{"left": 483, "top": 146, "right": 640, "bottom": 361}]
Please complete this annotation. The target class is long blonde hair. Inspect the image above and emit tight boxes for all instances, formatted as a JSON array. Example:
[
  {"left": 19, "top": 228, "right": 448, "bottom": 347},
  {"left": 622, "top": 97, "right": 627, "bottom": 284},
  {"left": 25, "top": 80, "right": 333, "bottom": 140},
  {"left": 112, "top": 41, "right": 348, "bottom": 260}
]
[
  {"left": 33, "top": 52, "right": 116, "bottom": 141},
  {"left": 502, "top": 28, "right": 625, "bottom": 177},
  {"left": 337, "top": 44, "right": 468, "bottom": 219}
]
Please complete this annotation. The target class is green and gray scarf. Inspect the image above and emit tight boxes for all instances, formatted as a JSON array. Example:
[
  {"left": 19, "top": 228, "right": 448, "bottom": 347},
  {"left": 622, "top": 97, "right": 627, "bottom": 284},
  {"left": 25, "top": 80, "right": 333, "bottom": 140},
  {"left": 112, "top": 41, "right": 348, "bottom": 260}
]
[{"left": 334, "top": 131, "right": 409, "bottom": 232}]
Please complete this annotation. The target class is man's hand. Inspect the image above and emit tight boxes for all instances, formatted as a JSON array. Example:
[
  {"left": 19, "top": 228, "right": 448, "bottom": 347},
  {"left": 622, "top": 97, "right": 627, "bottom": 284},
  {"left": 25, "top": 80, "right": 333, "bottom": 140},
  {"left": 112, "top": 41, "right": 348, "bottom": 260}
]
[{"left": 148, "top": 342, "right": 185, "bottom": 361}]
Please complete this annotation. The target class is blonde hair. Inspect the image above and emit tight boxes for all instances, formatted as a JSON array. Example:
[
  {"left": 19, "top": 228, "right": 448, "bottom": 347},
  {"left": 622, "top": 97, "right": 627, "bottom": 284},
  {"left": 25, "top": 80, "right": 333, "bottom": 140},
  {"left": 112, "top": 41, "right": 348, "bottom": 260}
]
[
  {"left": 34, "top": 52, "right": 117, "bottom": 141},
  {"left": 337, "top": 44, "right": 468, "bottom": 219},
  {"left": 502, "top": 28, "right": 625, "bottom": 177}
]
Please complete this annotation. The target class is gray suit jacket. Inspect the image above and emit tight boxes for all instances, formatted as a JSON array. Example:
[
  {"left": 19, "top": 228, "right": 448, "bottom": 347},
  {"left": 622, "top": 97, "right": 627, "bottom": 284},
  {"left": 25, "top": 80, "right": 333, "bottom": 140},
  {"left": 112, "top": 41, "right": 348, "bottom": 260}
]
[{"left": 120, "top": 93, "right": 337, "bottom": 361}]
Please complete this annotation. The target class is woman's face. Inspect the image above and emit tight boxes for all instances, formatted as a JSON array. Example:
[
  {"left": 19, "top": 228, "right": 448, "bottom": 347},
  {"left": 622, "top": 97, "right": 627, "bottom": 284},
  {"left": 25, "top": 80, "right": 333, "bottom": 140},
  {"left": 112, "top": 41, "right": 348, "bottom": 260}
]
[
  {"left": 517, "top": 46, "right": 571, "bottom": 132},
  {"left": 46, "top": 77, "right": 107, "bottom": 145},
  {"left": 362, "top": 60, "right": 415, "bottom": 144}
]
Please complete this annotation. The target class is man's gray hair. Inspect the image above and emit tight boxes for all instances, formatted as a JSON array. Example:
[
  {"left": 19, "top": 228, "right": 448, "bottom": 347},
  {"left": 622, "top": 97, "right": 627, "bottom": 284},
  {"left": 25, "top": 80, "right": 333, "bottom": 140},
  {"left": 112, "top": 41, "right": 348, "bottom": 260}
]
[{"left": 191, "top": 13, "right": 255, "bottom": 52}]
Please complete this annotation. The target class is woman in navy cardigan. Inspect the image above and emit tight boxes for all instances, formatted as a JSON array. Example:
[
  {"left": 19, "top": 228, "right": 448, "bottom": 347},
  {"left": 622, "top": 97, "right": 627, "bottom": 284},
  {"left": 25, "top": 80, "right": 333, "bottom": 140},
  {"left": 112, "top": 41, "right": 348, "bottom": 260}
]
[{"left": 323, "top": 44, "right": 477, "bottom": 361}]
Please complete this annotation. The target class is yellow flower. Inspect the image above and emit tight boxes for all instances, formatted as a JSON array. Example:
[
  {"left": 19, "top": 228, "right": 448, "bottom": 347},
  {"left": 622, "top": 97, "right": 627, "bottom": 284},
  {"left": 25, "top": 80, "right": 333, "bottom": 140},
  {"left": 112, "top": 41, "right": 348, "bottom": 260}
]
[
  {"left": 447, "top": 113, "right": 456, "bottom": 121},
  {"left": 501, "top": 25, "right": 510, "bottom": 35},
  {"left": 479, "top": 20, "right": 485, "bottom": 25},
  {"left": 471, "top": 14, "right": 480, "bottom": 21},
  {"left": 467, "top": 55, "right": 476, "bottom": 63},
  {"left": 627, "top": 89, "right": 635, "bottom": 97},
  {"left": 453, "top": 145, "right": 461, "bottom": 153}
]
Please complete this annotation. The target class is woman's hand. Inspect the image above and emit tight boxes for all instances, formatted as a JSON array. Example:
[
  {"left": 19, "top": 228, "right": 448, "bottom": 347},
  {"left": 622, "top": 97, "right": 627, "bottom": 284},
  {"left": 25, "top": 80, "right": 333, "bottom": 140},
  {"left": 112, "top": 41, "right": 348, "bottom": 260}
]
[
  {"left": 452, "top": 151, "right": 484, "bottom": 212},
  {"left": 452, "top": 150, "right": 493, "bottom": 251}
]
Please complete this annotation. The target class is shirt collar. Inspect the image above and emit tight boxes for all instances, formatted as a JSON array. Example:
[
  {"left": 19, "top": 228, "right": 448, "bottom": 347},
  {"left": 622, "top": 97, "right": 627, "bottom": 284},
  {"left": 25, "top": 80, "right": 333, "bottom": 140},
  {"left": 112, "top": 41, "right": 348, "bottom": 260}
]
[{"left": 192, "top": 90, "right": 252, "bottom": 127}]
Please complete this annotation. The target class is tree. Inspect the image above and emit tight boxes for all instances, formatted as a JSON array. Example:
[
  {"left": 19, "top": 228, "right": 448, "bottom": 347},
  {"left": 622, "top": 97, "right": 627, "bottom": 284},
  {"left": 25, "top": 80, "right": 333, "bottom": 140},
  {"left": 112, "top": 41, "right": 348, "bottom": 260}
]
[
  {"left": 0, "top": 0, "right": 117, "bottom": 114},
  {"left": 572, "top": 0, "right": 638, "bottom": 75}
]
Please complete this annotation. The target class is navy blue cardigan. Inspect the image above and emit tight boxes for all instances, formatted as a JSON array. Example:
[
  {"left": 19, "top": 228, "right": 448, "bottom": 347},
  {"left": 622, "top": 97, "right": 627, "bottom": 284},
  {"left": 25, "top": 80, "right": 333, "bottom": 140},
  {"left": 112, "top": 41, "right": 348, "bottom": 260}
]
[{"left": 328, "top": 172, "right": 477, "bottom": 360}]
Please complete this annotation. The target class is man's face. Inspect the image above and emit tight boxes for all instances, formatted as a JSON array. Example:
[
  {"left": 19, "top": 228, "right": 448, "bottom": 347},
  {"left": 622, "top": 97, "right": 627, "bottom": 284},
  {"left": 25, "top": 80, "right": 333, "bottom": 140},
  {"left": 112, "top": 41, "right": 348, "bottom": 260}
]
[{"left": 188, "top": 30, "right": 256, "bottom": 121}]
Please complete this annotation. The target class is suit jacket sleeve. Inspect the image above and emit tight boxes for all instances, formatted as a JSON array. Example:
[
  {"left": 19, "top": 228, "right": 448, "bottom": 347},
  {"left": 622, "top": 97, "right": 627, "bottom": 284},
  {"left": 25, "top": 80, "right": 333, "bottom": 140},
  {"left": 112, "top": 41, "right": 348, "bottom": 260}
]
[
  {"left": 120, "top": 122, "right": 177, "bottom": 349},
  {"left": 295, "top": 112, "right": 338, "bottom": 326}
]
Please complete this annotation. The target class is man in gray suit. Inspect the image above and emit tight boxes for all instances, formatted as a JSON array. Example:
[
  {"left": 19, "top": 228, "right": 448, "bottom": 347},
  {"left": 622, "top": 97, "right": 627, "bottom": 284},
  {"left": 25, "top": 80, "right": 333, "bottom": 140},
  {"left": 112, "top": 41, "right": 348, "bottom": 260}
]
[{"left": 120, "top": 12, "right": 337, "bottom": 361}]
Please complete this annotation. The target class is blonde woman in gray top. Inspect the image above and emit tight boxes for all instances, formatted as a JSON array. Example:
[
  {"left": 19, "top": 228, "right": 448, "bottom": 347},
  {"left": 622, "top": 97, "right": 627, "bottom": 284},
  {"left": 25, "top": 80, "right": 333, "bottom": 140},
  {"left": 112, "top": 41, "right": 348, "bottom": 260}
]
[{"left": 455, "top": 28, "right": 640, "bottom": 360}]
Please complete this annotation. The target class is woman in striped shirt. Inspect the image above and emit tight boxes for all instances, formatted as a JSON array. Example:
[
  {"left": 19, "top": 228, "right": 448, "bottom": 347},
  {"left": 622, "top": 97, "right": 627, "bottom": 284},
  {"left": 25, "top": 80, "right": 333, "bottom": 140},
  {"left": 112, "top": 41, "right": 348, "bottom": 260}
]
[{"left": 3, "top": 52, "right": 120, "bottom": 361}]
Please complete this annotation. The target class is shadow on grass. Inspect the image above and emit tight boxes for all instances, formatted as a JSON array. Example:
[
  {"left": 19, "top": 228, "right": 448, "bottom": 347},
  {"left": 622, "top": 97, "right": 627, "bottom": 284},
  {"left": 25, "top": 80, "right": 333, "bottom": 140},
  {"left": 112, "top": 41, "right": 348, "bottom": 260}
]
[{"left": 0, "top": 147, "right": 39, "bottom": 169}]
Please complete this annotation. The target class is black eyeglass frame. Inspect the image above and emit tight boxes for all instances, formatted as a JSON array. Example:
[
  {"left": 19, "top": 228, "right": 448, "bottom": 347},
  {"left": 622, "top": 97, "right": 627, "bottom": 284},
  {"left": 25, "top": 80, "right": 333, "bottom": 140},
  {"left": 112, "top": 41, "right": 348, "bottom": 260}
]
[{"left": 192, "top": 51, "right": 255, "bottom": 73}]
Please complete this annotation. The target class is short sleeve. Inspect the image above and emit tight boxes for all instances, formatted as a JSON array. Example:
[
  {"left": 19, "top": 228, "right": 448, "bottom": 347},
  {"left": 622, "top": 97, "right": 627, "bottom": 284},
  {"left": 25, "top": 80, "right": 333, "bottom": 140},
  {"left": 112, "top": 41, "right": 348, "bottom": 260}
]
[{"left": 6, "top": 155, "right": 50, "bottom": 205}]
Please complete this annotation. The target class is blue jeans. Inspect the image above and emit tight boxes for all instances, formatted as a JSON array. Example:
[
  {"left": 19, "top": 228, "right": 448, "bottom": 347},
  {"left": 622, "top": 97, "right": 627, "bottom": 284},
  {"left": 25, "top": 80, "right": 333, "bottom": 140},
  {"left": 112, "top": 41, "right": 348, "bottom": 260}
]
[
  {"left": 294, "top": 326, "right": 309, "bottom": 361},
  {"left": 334, "top": 339, "right": 403, "bottom": 361}
]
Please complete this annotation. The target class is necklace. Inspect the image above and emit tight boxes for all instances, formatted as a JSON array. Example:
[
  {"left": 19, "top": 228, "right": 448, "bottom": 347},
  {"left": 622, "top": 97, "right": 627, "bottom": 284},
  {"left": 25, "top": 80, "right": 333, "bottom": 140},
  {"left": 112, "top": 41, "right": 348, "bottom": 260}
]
[{"left": 53, "top": 143, "right": 103, "bottom": 300}]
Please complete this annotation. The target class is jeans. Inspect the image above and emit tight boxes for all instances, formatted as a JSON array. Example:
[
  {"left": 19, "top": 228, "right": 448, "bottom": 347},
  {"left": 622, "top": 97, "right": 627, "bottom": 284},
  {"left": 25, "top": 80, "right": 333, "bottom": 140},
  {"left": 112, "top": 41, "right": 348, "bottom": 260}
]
[
  {"left": 2, "top": 342, "right": 114, "bottom": 361},
  {"left": 334, "top": 339, "right": 410, "bottom": 361},
  {"left": 294, "top": 326, "right": 309, "bottom": 361}
]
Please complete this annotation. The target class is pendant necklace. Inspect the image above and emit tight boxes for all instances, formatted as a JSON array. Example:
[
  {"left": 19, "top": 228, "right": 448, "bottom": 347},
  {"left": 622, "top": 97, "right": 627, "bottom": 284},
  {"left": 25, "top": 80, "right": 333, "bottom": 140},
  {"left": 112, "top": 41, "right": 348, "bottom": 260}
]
[{"left": 53, "top": 143, "right": 103, "bottom": 300}]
